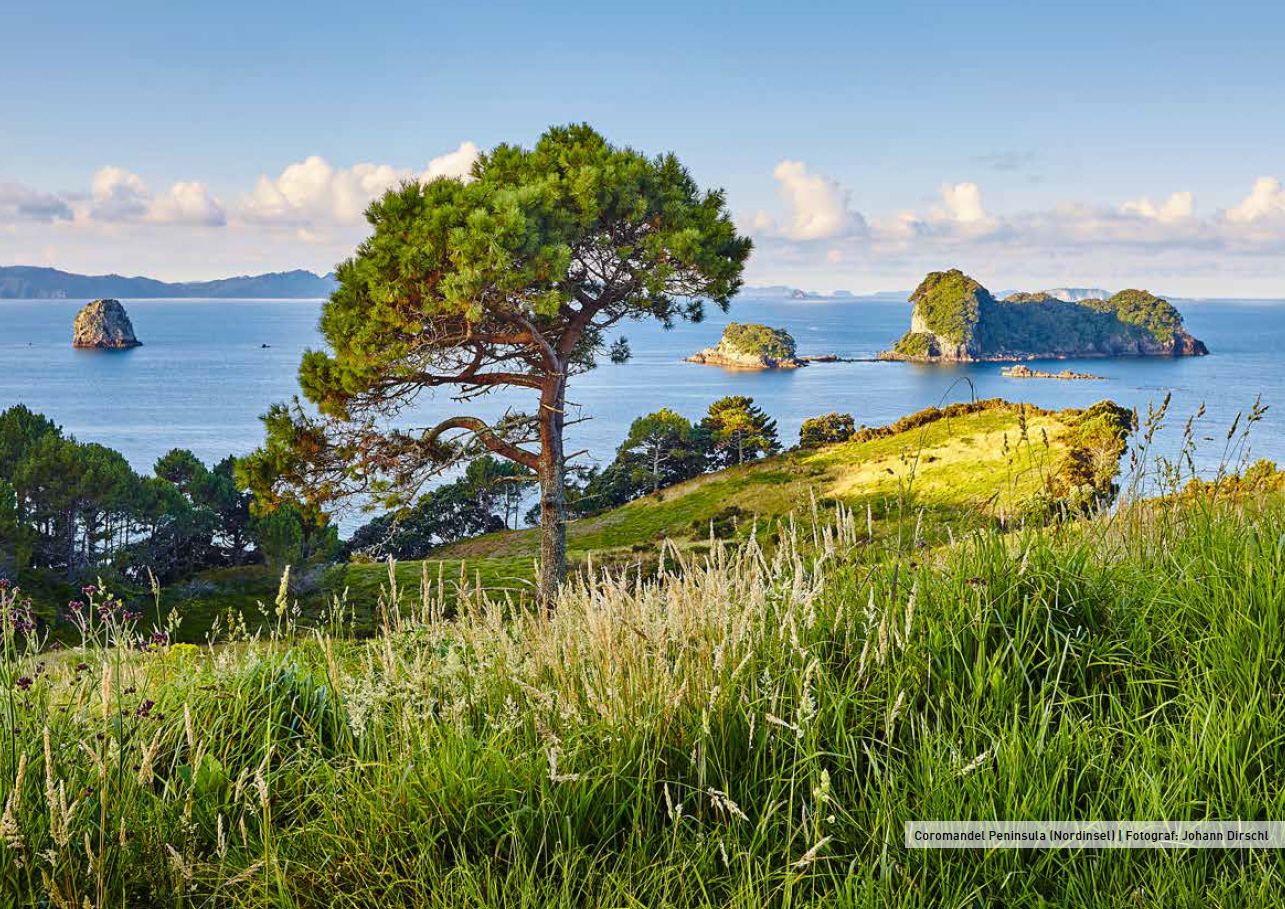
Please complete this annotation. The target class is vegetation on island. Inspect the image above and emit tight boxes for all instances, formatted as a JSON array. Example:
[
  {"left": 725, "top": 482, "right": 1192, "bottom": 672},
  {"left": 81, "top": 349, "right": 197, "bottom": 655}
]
[
  {"left": 907, "top": 268, "right": 990, "bottom": 344},
  {"left": 887, "top": 268, "right": 1207, "bottom": 360},
  {"left": 720, "top": 322, "right": 798, "bottom": 359}
]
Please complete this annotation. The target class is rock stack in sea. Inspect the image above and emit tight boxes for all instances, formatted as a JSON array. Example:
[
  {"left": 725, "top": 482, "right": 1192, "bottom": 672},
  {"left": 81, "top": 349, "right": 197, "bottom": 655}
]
[{"left": 73, "top": 299, "right": 142, "bottom": 349}]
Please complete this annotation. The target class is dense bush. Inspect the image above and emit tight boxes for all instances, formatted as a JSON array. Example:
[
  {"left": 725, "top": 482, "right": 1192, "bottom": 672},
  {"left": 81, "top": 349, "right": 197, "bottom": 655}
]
[
  {"left": 0, "top": 405, "right": 315, "bottom": 583},
  {"left": 798, "top": 412, "right": 855, "bottom": 447},
  {"left": 720, "top": 322, "right": 797, "bottom": 359},
  {"left": 907, "top": 269, "right": 990, "bottom": 343}
]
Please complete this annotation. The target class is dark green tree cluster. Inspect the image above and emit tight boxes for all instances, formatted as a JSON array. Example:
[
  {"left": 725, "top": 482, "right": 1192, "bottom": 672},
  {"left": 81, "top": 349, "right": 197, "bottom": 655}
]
[
  {"left": 538, "top": 396, "right": 781, "bottom": 523},
  {"left": 347, "top": 455, "right": 532, "bottom": 559},
  {"left": 798, "top": 412, "right": 856, "bottom": 447},
  {"left": 0, "top": 405, "right": 331, "bottom": 582}
]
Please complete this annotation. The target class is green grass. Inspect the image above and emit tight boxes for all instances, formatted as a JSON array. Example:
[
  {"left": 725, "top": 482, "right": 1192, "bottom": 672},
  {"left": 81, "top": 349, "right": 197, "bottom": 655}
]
[
  {"left": 431, "top": 400, "right": 1086, "bottom": 563},
  {"left": 136, "top": 400, "right": 1109, "bottom": 635},
  {"left": 2, "top": 482, "right": 1283, "bottom": 907}
]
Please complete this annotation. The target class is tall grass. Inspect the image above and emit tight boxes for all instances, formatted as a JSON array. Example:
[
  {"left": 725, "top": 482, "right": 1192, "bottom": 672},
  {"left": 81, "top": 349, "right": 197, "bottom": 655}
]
[{"left": 1, "top": 459, "right": 1283, "bottom": 906}]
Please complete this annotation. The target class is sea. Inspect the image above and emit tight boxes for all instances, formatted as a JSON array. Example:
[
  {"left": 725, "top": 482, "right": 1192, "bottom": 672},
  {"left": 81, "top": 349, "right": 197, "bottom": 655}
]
[{"left": 2, "top": 296, "right": 1281, "bottom": 529}]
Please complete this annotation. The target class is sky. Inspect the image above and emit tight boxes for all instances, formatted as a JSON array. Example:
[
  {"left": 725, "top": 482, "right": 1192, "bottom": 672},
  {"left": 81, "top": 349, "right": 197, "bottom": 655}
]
[{"left": 3, "top": 0, "right": 1285, "bottom": 297}]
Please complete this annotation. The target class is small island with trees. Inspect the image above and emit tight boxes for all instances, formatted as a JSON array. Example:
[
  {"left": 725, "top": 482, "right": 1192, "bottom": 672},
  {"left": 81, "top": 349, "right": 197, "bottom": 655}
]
[
  {"left": 880, "top": 269, "right": 1208, "bottom": 362},
  {"left": 687, "top": 322, "right": 836, "bottom": 369}
]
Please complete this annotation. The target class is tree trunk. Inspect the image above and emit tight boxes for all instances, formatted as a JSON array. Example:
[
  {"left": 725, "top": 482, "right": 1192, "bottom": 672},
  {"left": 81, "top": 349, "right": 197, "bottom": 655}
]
[{"left": 536, "top": 376, "right": 568, "bottom": 612}]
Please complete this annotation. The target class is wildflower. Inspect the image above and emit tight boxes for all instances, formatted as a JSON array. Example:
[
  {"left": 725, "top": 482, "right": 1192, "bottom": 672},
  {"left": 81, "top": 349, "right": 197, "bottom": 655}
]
[
  {"left": 75, "top": 663, "right": 89, "bottom": 673},
  {"left": 81, "top": 585, "right": 97, "bottom": 596},
  {"left": 15, "top": 677, "right": 32, "bottom": 691},
  {"left": 0, "top": 578, "right": 10, "bottom": 589},
  {"left": 68, "top": 601, "right": 84, "bottom": 612}
]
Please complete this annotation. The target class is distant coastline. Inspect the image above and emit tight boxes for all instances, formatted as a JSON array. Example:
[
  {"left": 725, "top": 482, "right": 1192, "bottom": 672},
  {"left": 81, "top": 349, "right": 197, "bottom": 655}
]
[{"left": 0, "top": 265, "right": 339, "bottom": 300}]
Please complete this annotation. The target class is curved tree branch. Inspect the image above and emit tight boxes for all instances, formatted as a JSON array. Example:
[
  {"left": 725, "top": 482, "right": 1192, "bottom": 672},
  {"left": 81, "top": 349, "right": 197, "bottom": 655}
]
[{"left": 422, "top": 416, "right": 541, "bottom": 471}]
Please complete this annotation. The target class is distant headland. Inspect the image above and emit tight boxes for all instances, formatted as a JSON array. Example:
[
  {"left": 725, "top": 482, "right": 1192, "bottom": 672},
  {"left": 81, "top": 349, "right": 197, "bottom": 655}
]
[
  {"left": 880, "top": 269, "right": 1209, "bottom": 362},
  {"left": 0, "top": 266, "right": 339, "bottom": 300}
]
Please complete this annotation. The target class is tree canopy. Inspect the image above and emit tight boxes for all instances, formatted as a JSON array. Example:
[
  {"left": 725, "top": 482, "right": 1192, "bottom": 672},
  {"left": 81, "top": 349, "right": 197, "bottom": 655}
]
[
  {"left": 702, "top": 396, "right": 780, "bottom": 467},
  {"left": 241, "top": 124, "right": 751, "bottom": 606}
]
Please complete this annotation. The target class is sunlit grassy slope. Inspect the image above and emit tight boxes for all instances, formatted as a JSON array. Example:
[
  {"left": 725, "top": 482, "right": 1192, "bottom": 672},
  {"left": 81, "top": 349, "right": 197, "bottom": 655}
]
[{"left": 336, "top": 398, "right": 1121, "bottom": 604}]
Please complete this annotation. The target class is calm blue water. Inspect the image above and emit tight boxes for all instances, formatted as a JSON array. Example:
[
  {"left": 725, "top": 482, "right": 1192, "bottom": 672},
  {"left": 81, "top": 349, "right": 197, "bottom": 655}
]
[{"left": 2, "top": 296, "right": 1281, "bottom": 518}]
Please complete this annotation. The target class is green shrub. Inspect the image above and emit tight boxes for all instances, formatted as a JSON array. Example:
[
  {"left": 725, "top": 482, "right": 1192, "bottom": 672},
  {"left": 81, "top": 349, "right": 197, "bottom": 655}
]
[{"left": 798, "top": 412, "right": 856, "bottom": 448}]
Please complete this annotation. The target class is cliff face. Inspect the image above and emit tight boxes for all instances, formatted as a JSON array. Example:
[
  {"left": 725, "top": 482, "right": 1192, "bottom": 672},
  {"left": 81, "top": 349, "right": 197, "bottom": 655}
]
[
  {"left": 73, "top": 299, "right": 142, "bottom": 349},
  {"left": 882, "top": 270, "right": 1208, "bottom": 362}
]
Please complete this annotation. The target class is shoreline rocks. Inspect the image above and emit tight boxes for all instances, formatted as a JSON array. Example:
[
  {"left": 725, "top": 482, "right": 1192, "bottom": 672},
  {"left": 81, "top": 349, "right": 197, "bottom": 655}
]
[
  {"left": 73, "top": 299, "right": 142, "bottom": 349},
  {"left": 685, "top": 346, "right": 806, "bottom": 369},
  {"left": 1001, "top": 364, "right": 1106, "bottom": 380}
]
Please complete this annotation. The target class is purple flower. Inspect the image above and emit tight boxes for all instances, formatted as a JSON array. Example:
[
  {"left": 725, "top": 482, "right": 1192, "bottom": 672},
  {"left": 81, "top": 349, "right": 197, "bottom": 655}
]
[
  {"left": 15, "top": 677, "right": 32, "bottom": 691},
  {"left": 81, "top": 585, "right": 98, "bottom": 596},
  {"left": 68, "top": 601, "right": 84, "bottom": 612},
  {"left": 75, "top": 662, "right": 89, "bottom": 673},
  {"left": 0, "top": 578, "right": 11, "bottom": 589}
]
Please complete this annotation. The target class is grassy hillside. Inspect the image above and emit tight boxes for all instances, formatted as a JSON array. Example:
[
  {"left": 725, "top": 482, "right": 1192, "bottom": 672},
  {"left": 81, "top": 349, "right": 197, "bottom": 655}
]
[
  {"left": 336, "top": 398, "right": 1128, "bottom": 604},
  {"left": 3, "top": 473, "right": 1282, "bottom": 907}
]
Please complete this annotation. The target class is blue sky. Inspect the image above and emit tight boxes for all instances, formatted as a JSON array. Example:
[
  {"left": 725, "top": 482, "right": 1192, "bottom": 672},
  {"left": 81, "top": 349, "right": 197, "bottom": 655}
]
[{"left": 3, "top": 0, "right": 1285, "bottom": 295}]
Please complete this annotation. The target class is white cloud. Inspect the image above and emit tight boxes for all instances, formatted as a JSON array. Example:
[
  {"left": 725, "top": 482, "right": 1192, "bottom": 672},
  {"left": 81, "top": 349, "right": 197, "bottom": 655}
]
[
  {"left": 239, "top": 142, "right": 480, "bottom": 230},
  {"left": 90, "top": 166, "right": 151, "bottom": 221},
  {"left": 1121, "top": 190, "right": 1193, "bottom": 223},
  {"left": 423, "top": 141, "right": 480, "bottom": 181},
  {"left": 0, "top": 182, "right": 73, "bottom": 222},
  {"left": 148, "top": 181, "right": 226, "bottom": 226},
  {"left": 1226, "top": 177, "right": 1285, "bottom": 223},
  {"left": 940, "top": 182, "right": 987, "bottom": 224},
  {"left": 757, "top": 160, "right": 864, "bottom": 241},
  {"left": 242, "top": 157, "right": 404, "bottom": 225},
  {"left": 88, "top": 166, "right": 225, "bottom": 225}
]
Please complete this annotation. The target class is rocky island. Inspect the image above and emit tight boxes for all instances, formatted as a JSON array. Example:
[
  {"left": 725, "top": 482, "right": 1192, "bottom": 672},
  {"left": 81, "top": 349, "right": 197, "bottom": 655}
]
[
  {"left": 880, "top": 269, "right": 1208, "bottom": 362},
  {"left": 1001, "top": 364, "right": 1106, "bottom": 380},
  {"left": 73, "top": 298, "right": 142, "bottom": 349},
  {"left": 687, "top": 322, "right": 809, "bottom": 369}
]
